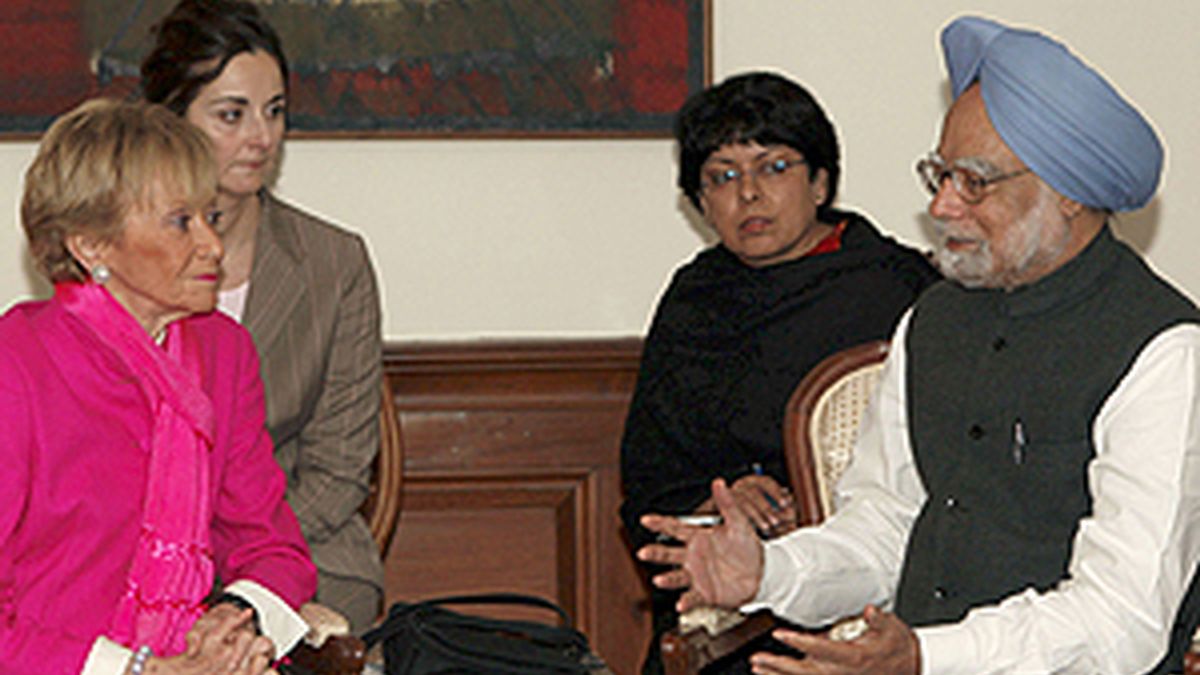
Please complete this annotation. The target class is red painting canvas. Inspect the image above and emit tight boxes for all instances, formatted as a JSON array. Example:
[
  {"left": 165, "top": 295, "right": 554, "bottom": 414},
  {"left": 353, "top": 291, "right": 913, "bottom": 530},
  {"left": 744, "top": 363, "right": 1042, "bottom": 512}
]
[{"left": 0, "top": 0, "right": 709, "bottom": 137}]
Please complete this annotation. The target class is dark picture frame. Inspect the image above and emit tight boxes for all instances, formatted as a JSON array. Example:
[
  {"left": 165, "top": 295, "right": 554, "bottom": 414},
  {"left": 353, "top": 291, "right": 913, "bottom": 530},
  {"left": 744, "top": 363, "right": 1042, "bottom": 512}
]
[{"left": 1, "top": 0, "right": 711, "bottom": 139}]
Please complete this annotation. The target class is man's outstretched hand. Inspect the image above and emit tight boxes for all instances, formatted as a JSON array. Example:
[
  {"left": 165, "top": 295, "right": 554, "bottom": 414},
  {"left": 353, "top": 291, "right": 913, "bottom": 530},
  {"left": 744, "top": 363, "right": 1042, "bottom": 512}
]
[{"left": 637, "top": 478, "right": 765, "bottom": 612}]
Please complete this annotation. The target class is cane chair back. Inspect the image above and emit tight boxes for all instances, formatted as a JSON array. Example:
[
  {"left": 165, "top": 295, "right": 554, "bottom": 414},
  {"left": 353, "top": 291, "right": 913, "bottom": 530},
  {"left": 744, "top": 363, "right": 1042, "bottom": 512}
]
[{"left": 784, "top": 340, "right": 890, "bottom": 525}]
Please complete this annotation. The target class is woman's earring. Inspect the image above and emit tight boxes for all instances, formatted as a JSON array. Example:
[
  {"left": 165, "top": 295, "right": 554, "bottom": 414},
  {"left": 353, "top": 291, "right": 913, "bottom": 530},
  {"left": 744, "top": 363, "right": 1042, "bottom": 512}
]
[{"left": 92, "top": 264, "right": 111, "bottom": 284}]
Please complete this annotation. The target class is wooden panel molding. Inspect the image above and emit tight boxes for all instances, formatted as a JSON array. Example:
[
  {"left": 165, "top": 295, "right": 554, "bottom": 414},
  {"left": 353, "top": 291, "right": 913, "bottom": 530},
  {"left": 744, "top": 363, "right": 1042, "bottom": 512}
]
[{"left": 381, "top": 339, "right": 651, "bottom": 674}]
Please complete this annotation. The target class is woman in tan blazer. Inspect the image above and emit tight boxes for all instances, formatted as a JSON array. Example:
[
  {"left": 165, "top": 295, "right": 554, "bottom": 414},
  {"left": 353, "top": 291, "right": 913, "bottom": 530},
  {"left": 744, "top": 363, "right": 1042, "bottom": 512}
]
[{"left": 141, "top": 0, "right": 384, "bottom": 630}]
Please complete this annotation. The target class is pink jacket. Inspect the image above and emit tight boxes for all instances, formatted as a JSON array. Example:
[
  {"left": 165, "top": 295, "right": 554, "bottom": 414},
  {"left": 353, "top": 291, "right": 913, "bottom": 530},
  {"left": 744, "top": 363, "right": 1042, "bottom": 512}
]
[{"left": 0, "top": 295, "right": 317, "bottom": 673}]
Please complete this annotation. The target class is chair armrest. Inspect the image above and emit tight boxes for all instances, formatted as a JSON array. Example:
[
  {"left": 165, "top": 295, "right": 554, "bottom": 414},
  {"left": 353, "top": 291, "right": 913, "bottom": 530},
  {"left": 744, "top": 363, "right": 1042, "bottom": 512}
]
[
  {"left": 660, "top": 610, "right": 776, "bottom": 674},
  {"left": 299, "top": 602, "right": 352, "bottom": 648},
  {"left": 283, "top": 635, "right": 366, "bottom": 675},
  {"left": 278, "top": 603, "right": 367, "bottom": 675}
]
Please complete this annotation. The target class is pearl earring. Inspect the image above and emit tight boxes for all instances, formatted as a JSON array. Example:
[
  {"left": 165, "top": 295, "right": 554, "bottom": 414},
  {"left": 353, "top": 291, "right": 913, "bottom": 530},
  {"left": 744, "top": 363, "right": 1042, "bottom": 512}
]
[{"left": 92, "top": 264, "right": 111, "bottom": 284}]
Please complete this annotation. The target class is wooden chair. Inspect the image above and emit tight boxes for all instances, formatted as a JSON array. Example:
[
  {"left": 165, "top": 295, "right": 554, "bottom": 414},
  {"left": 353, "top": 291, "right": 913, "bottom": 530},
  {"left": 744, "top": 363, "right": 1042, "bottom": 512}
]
[
  {"left": 284, "top": 375, "right": 405, "bottom": 674},
  {"left": 283, "top": 603, "right": 368, "bottom": 675},
  {"left": 782, "top": 340, "right": 890, "bottom": 526},
  {"left": 660, "top": 340, "right": 890, "bottom": 674},
  {"left": 361, "top": 375, "right": 405, "bottom": 557}
]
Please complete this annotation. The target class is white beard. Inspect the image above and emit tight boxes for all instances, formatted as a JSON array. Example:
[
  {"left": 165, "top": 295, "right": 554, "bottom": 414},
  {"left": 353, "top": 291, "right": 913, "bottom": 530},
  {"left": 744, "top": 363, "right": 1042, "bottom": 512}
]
[
  {"left": 933, "top": 227, "right": 995, "bottom": 288},
  {"left": 934, "top": 190, "right": 1067, "bottom": 289}
]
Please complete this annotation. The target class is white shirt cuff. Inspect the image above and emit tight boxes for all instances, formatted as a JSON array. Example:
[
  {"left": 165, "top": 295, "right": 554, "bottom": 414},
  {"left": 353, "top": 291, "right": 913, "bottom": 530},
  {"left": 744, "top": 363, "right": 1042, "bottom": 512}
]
[
  {"left": 915, "top": 624, "right": 979, "bottom": 675},
  {"left": 81, "top": 636, "right": 133, "bottom": 675},
  {"left": 226, "top": 578, "right": 309, "bottom": 658}
]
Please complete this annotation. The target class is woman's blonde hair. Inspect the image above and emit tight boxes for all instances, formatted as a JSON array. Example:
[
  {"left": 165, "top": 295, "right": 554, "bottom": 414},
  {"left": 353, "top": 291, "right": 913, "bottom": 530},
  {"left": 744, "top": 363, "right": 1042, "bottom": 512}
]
[{"left": 21, "top": 98, "right": 217, "bottom": 282}]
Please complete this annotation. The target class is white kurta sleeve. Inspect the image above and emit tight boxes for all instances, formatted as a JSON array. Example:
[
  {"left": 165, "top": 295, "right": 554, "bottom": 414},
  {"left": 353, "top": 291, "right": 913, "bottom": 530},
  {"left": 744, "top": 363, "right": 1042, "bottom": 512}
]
[{"left": 747, "top": 311, "right": 928, "bottom": 625}]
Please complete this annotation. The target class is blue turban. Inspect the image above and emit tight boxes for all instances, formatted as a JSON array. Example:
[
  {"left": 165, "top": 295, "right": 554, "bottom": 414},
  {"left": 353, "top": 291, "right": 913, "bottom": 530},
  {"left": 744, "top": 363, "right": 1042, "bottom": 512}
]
[{"left": 941, "top": 16, "right": 1162, "bottom": 211}]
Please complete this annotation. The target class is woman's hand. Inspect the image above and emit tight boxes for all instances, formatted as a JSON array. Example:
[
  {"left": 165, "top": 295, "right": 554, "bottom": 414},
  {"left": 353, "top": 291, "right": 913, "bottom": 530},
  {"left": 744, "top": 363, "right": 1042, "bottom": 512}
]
[
  {"left": 728, "top": 474, "right": 797, "bottom": 537},
  {"left": 143, "top": 604, "right": 275, "bottom": 674}
]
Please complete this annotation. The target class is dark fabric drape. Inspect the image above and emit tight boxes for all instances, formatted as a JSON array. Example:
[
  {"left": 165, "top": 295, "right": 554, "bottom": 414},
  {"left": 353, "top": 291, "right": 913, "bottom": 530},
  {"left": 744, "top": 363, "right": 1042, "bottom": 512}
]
[{"left": 619, "top": 210, "right": 939, "bottom": 673}]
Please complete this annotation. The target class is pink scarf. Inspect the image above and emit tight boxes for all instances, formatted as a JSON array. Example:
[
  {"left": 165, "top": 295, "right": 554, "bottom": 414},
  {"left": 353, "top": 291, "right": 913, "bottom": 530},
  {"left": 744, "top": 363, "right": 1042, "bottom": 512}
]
[{"left": 58, "top": 282, "right": 215, "bottom": 654}]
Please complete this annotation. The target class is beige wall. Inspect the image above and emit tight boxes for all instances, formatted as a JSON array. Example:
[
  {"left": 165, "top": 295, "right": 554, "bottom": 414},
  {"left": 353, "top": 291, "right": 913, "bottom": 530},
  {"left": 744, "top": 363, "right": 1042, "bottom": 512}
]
[{"left": 2, "top": 1, "right": 1197, "bottom": 339}]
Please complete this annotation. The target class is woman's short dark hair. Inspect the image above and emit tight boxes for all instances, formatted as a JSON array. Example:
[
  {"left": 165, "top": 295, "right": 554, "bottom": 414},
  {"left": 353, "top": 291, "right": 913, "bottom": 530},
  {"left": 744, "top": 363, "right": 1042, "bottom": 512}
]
[
  {"left": 141, "top": 0, "right": 288, "bottom": 115},
  {"left": 675, "top": 72, "right": 841, "bottom": 220}
]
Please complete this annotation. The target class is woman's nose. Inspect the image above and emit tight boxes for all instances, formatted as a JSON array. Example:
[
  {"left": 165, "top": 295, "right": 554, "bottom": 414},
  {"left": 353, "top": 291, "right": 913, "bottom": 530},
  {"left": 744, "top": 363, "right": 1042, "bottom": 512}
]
[
  {"left": 246, "top": 113, "right": 271, "bottom": 147},
  {"left": 737, "top": 171, "right": 762, "bottom": 203},
  {"left": 195, "top": 215, "right": 225, "bottom": 261}
]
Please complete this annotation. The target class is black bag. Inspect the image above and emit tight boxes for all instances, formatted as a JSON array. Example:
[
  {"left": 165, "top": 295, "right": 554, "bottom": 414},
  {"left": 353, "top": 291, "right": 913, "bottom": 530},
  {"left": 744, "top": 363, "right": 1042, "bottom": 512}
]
[{"left": 362, "top": 592, "right": 608, "bottom": 674}]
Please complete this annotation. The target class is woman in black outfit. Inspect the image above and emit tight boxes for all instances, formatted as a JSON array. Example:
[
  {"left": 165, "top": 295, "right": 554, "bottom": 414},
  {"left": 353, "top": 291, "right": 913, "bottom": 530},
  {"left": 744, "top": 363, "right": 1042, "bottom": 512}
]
[{"left": 620, "top": 72, "right": 939, "bottom": 673}]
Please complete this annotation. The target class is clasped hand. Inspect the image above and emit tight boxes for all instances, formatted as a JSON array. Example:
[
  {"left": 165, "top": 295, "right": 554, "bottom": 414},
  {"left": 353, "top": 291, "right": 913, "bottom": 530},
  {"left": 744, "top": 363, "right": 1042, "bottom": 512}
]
[
  {"left": 146, "top": 603, "right": 277, "bottom": 674},
  {"left": 694, "top": 472, "right": 799, "bottom": 538},
  {"left": 636, "top": 478, "right": 920, "bottom": 674}
]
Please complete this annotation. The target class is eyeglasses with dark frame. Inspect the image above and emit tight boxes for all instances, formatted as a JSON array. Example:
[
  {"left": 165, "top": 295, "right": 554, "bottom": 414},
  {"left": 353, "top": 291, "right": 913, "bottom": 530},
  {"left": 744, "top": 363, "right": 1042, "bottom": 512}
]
[
  {"left": 701, "top": 156, "right": 808, "bottom": 195},
  {"left": 916, "top": 153, "right": 1032, "bottom": 204}
]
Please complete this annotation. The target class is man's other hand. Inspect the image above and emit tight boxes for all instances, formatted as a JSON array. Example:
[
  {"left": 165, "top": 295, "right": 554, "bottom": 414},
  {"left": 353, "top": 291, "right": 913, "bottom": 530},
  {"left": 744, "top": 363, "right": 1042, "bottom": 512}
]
[{"left": 749, "top": 605, "right": 919, "bottom": 674}]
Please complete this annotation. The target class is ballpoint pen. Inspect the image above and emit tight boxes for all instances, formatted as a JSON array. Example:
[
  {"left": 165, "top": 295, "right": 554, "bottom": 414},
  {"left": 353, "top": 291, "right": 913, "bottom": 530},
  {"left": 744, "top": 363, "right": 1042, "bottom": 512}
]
[
  {"left": 1012, "top": 419, "right": 1026, "bottom": 465},
  {"left": 751, "top": 462, "right": 782, "bottom": 511}
]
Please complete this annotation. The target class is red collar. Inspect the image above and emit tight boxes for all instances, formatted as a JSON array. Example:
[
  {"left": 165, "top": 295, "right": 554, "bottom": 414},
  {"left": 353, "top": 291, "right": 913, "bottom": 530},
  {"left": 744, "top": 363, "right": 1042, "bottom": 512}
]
[{"left": 805, "top": 220, "right": 847, "bottom": 257}]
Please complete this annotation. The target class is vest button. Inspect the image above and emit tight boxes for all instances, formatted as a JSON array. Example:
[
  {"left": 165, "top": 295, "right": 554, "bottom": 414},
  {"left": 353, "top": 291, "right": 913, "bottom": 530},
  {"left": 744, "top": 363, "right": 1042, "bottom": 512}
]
[
  {"left": 993, "top": 337, "right": 1007, "bottom": 351},
  {"left": 933, "top": 586, "right": 947, "bottom": 600},
  {"left": 944, "top": 495, "right": 958, "bottom": 510},
  {"left": 968, "top": 424, "right": 984, "bottom": 440}
]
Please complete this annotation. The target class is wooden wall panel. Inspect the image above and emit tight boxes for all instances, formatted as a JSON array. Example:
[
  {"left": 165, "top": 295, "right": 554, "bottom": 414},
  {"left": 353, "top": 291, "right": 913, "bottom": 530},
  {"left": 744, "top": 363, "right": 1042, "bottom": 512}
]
[
  {"left": 381, "top": 340, "right": 650, "bottom": 674},
  {"left": 384, "top": 474, "right": 583, "bottom": 622}
]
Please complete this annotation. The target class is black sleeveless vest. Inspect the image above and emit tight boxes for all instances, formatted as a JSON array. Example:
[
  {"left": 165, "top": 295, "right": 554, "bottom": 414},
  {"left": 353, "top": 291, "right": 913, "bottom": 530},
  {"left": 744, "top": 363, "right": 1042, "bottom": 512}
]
[{"left": 895, "top": 228, "right": 1200, "bottom": 672}]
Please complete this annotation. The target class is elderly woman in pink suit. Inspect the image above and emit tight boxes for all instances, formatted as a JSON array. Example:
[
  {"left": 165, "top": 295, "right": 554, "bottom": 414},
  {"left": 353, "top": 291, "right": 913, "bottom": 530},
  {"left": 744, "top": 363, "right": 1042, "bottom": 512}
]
[{"left": 0, "top": 99, "right": 316, "bottom": 674}]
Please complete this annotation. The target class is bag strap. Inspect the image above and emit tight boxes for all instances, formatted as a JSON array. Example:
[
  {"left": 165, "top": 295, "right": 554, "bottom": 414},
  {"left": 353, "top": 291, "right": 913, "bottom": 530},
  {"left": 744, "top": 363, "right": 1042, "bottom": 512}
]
[
  {"left": 361, "top": 593, "right": 596, "bottom": 673},
  {"left": 419, "top": 603, "right": 587, "bottom": 651},
  {"left": 420, "top": 593, "right": 575, "bottom": 627},
  {"left": 361, "top": 593, "right": 576, "bottom": 646},
  {"left": 361, "top": 603, "right": 415, "bottom": 646}
]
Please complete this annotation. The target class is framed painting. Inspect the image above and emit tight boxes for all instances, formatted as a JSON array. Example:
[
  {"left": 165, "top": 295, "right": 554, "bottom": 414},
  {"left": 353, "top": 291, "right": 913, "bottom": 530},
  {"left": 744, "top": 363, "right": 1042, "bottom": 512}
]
[{"left": 0, "top": 0, "right": 711, "bottom": 138}]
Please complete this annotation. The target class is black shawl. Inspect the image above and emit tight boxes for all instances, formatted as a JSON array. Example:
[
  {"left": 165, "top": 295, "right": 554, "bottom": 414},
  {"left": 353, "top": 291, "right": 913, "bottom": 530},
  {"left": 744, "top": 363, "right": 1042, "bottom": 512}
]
[{"left": 620, "top": 210, "right": 940, "bottom": 547}]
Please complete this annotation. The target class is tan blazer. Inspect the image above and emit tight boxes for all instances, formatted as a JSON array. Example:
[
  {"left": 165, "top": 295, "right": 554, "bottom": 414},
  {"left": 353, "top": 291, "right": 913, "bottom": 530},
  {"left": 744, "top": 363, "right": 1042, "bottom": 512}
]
[{"left": 242, "top": 192, "right": 384, "bottom": 595}]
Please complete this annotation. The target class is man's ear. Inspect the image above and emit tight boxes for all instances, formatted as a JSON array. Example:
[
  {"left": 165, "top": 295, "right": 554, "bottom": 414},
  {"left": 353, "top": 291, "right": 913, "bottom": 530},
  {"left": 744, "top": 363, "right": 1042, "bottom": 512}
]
[
  {"left": 64, "top": 232, "right": 109, "bottom": 272},
  {"left": 1058, "top": 195, "right": 1086, "bottom": 221}
]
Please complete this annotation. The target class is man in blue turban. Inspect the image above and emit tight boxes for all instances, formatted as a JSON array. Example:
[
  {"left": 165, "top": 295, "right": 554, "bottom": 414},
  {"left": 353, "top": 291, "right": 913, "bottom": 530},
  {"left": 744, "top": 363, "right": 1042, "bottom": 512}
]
[{"left": 636, "top": 15, "right": 1200, "bottom": 674}]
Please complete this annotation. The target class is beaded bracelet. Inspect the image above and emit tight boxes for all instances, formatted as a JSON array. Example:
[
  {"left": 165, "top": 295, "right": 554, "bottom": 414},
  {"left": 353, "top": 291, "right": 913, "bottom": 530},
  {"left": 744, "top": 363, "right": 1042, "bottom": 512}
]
[{"left": 129, "top": 645, "right": 152, "bottom": 675}]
